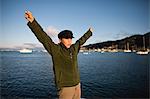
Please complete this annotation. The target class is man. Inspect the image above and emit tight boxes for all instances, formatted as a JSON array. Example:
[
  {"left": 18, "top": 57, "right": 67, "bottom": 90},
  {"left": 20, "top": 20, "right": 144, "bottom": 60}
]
[{"left": 25, "top": 11, "right": 93, "bottom": 99}]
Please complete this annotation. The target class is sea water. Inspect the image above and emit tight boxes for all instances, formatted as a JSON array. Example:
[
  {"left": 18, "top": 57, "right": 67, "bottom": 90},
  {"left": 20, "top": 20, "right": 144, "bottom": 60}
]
[{"left": 1, "top": 51, "right": 149, "bottom": 98}]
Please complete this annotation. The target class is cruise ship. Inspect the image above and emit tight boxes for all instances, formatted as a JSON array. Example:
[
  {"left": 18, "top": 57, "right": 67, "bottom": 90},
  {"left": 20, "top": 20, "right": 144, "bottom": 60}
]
[{"left": 19, "top": 48, "right": 32, "bottom": 54}]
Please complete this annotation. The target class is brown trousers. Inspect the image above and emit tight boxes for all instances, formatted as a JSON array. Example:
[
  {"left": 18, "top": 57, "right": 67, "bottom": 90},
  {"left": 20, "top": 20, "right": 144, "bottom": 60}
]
[{"left": 59, "top": 83, "right": 81, "bottom": 99}]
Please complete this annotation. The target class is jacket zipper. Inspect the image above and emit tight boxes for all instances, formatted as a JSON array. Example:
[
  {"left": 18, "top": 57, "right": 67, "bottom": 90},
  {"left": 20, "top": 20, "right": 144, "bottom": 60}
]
[{"left": 70, "top": 52, "right": 72, "bottom": 59}]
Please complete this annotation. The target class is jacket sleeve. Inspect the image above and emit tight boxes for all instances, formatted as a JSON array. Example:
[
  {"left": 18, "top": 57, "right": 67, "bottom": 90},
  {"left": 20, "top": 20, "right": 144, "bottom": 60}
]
[
  {"left": 74, "top": 29, "right": 92, "bottom": 51},
  {"left": 27, "top": 19, "right": 57, "bottom": 55}
]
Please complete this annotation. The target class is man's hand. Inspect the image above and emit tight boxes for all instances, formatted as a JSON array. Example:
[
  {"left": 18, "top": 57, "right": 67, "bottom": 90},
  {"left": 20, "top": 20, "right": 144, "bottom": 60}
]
[
  {"left": 89, "top": 27, "right": 94, "bottom": 33},
  {"left": 25, "top": 10, "right": 34, "bottom": 23}
]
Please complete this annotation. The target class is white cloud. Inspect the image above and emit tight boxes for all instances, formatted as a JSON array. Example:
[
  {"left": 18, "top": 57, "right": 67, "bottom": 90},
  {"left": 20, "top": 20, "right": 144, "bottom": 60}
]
[
  {"left": 114, "top": 30, "right": 132, "bottom": 39},
  {"left": 45, "top": 26, "right": 60, "bottom": 43},
  {"left": 46, "top": 26, "right": 59, "bottom": 37}
]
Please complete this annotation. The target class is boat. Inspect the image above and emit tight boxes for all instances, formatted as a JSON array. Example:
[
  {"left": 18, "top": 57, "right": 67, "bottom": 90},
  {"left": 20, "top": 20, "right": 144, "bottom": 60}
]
[
  {"left": 136, "top": 51, "right": 148, "bottom": 55},
  {"left": 42, "top": 49, "right": 47, "bottom": 53},
  {"left": 124, "top": 42, "right": 132, "bottom": 53},
  {"left": 19, "top": 48, "right": 32, "bottom": 54},
  {"left": 124, "top": 50, "right": 132, "bottom": 53},
  {"left": 136, "top": 36, "right": 149, "bottom": 55},
  {"left": 83, "top": 52, "right": 90, "bottom": 55}
]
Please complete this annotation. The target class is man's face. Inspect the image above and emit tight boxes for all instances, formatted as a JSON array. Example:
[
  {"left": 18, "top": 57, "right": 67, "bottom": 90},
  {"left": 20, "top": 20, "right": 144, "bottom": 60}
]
[{"left": 60, "top": 38, "right": 72, "bottom": 48}]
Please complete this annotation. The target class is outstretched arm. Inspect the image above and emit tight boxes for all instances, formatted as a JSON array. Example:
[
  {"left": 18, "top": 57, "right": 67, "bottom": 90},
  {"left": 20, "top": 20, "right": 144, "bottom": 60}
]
[
  {"left": 74, "top": 28, "right": 93, "bottom": 52},
  {"left": 24, "top": 11, "right": 57, "bottom": 55},
  {"left": 76, "top": 28, "right": 93, "bottom": 46}
]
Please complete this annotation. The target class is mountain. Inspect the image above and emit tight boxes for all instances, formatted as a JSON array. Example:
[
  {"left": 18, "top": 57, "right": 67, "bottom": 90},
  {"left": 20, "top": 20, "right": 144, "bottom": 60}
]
[
  {"left": 84, "top": 32, "right": 150, "bottom": 51},
  {"left": 1, "top": 32, "right": 149, "bottom": 52}
]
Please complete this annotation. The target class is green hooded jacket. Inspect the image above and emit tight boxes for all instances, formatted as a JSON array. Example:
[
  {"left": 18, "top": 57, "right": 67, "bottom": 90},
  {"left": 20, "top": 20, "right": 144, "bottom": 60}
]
[{"left": 27, "top": 19, "right": 92, "bottom": 89}]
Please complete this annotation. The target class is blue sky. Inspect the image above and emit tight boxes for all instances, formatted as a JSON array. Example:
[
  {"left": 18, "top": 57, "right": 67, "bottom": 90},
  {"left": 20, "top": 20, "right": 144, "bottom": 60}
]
[{"left": 0, "top": 0, "right": 149, "bottom": 48}]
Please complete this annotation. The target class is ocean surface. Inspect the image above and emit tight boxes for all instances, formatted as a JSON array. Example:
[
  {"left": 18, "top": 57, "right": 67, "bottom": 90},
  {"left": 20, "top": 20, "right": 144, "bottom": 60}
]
[{"left": 0, "top": 51, "right": 149, "bottom": 98}]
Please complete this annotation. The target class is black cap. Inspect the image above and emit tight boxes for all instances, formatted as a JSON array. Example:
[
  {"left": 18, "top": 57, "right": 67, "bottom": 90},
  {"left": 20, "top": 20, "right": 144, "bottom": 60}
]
[{"left": 58, "top": 30, "right": 74, "bottom": 39}]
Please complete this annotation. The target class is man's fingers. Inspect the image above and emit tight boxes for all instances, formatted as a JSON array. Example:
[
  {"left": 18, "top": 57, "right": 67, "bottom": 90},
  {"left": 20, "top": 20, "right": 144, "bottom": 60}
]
[
  {"left": 25, "top": 12, "right": 30, "bottom": 17},
  {"left": 24, "top": 10, "right": 34, "bottom": 22},
  {"left": 25, "top": 14, "right": 29, "bottom": 19},
  {"left": 89, "top": 27, "right": 94, "bottom": 32},
  {"left": 25, "top": 10, "right": 28, "bottom": 14},
  {"left": 25, "top": 10, "right": 32, "bottom": 16},
  {"left": 25, "top": 11, "right": 33, "bottom": 19},
  {"left": 25, "top": 10, "right": 30, "bottom": 13}
]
